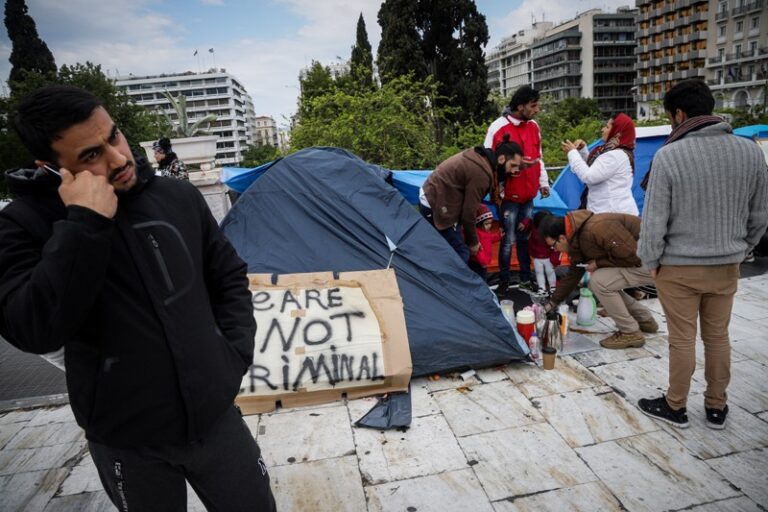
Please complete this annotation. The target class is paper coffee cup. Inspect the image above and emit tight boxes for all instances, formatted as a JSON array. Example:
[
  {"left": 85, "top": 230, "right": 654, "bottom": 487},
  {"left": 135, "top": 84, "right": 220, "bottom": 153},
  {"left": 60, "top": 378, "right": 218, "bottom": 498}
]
[{"left": 542, "top": 347, "right": 557, "bottom": 370}]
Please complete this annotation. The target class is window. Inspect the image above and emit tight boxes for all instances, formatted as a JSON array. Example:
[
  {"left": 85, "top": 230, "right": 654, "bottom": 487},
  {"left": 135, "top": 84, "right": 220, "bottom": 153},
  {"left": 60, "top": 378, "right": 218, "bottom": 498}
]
[
  {"left": 719, "top": 48, "right": 725, "bottom": 59},
  {"left": 751, "top": 41, "right": 758, "bottom": 52},
  {"left": 719, "top": 25, "right": 726, "bottom": 37},
  {"left": 752, "top": 17, "right": 760, "bottom": 29},
  {"left": 736, "top": 21, "right": 743, "bottom": 33},
  {"left": 735, "top": 43, "right": 742, "bottom": 56}
]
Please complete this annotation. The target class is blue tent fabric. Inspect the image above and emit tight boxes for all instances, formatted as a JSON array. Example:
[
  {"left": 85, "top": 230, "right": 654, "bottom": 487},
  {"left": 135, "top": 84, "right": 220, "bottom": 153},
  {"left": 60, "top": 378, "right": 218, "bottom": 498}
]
[
  {"left": 734, "top": 124, "right": 768, "bottom": 140},
  {"left": 220, "top": 147, "right": 529, "bottom": 377}
]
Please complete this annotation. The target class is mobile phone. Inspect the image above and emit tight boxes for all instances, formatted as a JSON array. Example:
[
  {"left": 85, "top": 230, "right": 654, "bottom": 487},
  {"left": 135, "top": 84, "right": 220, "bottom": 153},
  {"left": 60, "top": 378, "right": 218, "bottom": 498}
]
[{"left": 42, "top": 163, "right": 62, "bottom": 178}]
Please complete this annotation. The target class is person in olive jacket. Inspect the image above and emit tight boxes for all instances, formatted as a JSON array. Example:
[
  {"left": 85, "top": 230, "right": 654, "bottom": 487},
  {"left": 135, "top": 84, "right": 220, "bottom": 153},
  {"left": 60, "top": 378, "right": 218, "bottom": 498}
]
[
  {"left": 538, "top": 210, "right": 658, "bottom": 349},
  {"left": 0, "top": 86, "right": 275, "bottom": 511},
  {"left": 420, "top": 141, "right": 523, "bottom": 262}
]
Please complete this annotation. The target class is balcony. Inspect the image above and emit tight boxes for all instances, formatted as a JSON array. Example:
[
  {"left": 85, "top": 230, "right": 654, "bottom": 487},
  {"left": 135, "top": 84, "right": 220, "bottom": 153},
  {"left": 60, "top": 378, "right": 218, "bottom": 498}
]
[
  {"left": 747, "top": 0, "right": 764, "bottom": 12},
  {"left": 715, "top": 10, "right": 728, "bottom": 20}
]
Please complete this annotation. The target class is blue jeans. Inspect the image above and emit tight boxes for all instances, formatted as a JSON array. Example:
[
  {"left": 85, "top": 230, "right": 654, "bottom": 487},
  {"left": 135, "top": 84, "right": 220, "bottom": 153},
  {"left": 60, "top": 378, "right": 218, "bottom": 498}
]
[
  {"left": 421, "top": 206, "right": 470, "bottom": 262},
  {"left": 498, "top": 200, "right": 533, "bottom": 283}
]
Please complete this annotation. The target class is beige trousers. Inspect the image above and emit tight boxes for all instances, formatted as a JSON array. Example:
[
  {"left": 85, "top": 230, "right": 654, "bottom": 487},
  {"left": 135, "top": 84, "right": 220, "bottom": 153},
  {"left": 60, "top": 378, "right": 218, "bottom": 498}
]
[
  {"left": 588, "top": 267, "right": 656, "bottom": 333},
  {"left": 655, "top": 264, "right": 739, "bottom": 410}
]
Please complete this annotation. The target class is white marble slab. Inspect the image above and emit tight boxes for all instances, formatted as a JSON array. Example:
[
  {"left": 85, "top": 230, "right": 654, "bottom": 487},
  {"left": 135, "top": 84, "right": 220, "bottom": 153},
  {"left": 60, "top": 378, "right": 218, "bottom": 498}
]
[
  {"left": 731, "top": 296, "right": 768, "bottom": 321},
  {"left": 573, "top": 345, "right": 655, "bottom": 368},
  {"left": 26, "top": 406, "right": 75, "bottom": 426},
  {"left": 732, "top": 337, "right": 768, "bottom": 366},
  {"left": 707, "top": 448, "right": 768, "bottom": 506},
  {"left": 269, "top": 455, "right": 367, "bottom": 512},
  {"left": 458, "top": 422, "right": 596, "bottom": 501},
  {"left": 5, "top": 421, "right": 83, "bottom": 450},
  {"left": 257, "top": 405, "right": 355, "bottom": 467},
  {"left": 346, "top": 378, "right": 440, "bottom": 422},
  {"left": 433, "top": 381, "right": 543, "bottom": 437},
  {"left": 366, "top": 468, "right": 495, "bottom": 512},
  {"left": 576, "top": 430, "right": 739, "bottom": 512},
  {"left": 726, "top": 314, "right": 768, "bottom": 343},
  {"left": 590, "top": 356, "right": 706, "bottom": 406},
  {"left": 476, "top": 366, "right": 512, "bottom": 383},
  {"left": 505, "top": 357, "right": 604, "bottom": 399},
  {"left": 693, "top": 360, "right": 768, "bottom": 414},
  {"left": 688, "top": 496, "right": 764, "bottom": 512},
  {"left": 534, "top": 386, "right": 658, "bottom": 448},
  {"left": 658, "top": 395, "right": 768, "bottom": 459},
  {"left": 425, "top": 373, "right": 482, "bottom": 392},
  {"left": 42, "top": 490, "right": 113, "bottom": 511},
  {"left": 0, "top": 409, "right": 38, "bottom": 425},
  {"left": 354, "top": 413, "right": 468, "bottom": 485},
  {"left": 0, "top": 468, "right": 70, "bottom": 512},
  {"left": 0, "top": 442, "right": 85, "bottom": 476},
  {"left": 58, "top": 454, "right": 102, "bottom": 496},
  {"left": 0, "top": 422, "right": 25, "bottom": 451},
  {"left": 492, "top": 481, "right": 622, "bottom": 512},
  {"left": 759, "top": 412, "right": 768, "bottom": 423}
]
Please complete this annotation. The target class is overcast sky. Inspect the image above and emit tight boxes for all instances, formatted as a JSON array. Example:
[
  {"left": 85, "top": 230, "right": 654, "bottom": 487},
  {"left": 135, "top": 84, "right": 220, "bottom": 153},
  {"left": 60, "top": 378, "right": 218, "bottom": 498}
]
[{"left": 0, "top": 0, "right": 632, "bottom": 127}]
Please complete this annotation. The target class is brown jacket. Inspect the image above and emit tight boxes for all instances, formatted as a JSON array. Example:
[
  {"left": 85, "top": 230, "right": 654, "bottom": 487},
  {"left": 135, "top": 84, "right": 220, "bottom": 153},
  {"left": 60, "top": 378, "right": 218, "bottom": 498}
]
[
  {"left": 423, "top": 148, "right": 495, "bottom": 247},
  {"left": 551, "top": 210, "right": 642, "bottom": 305}
]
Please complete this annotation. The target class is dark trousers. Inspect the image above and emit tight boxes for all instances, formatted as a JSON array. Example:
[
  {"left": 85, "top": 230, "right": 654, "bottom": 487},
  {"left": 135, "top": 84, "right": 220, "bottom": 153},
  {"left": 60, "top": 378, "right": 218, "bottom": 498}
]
[
  {"left": 421, "top": 206, "right": 470, "bottom": 262},
  {"left": 89, "top": 405, "right": 276, "bottom": 512},
  {"left": 468, "top": 260, "right": 488, "bottom": 281}
]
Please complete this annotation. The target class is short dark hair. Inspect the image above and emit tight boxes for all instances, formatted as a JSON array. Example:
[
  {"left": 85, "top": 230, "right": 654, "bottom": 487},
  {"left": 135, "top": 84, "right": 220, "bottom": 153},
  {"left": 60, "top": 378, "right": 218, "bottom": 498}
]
[
  {"left": 13, "top": 85, "right": 103, "bottom": 163},
  {"left": 494, "top": 137, "right": 523, "bottom": 159},
  {"left": 533, "top": 210, "right": 551, "bottom": 229},
  {"left": 538, "top": 214, "right": 565, "bottom": 240},
  {"left": 663, "top": 79, "right": 715, "bottom": 118},
  {"left": 508, "top": 86, "right": 540, "bottom": 112}
]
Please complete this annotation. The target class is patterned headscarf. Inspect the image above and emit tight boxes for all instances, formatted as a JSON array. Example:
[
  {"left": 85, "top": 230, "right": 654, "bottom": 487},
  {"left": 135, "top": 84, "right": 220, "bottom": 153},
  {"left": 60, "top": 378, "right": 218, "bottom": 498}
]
[{"left": 586, "top": 113, "right": 636, "bottom": 173}]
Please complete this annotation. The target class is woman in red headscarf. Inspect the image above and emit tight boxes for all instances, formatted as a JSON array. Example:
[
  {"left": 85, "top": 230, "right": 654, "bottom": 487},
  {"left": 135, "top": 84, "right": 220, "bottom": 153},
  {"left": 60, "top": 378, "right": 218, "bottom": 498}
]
[{"left": 561, "top": 113, "right": 639, "bottom": 215}]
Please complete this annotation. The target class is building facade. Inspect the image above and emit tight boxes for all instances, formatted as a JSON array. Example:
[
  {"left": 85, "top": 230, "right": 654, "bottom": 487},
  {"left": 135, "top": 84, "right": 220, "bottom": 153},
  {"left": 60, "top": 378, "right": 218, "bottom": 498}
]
[
  {"left": 253, "top": 116, "right": 279, "bottom": 147},
  {"left": 635, "top": 0, "right": 711, "bottom": 119},
  {"left": 486, "top": 23, "right": 552, "bottom": 100},
  {"left": 116, "top": 70, "right": 259, "bottom": 166},
  {"left": 706, "top": 0, "right": 767, "bottom": 111},
  {"left": 593, "top": 10, "right": 638, "bottom": 117}
]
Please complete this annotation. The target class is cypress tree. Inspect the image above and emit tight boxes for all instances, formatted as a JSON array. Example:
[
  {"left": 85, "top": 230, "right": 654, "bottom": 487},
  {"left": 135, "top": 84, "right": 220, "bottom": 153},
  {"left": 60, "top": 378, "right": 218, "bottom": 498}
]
[
  {"left": 377, "top": 0, "right": 425, "bottom": 83},
  {"left": 350, "top": 13, "right": 374, "bottom": 89},
  {"left": 4, "top": 0, "right": 56, "bottom": 89}
]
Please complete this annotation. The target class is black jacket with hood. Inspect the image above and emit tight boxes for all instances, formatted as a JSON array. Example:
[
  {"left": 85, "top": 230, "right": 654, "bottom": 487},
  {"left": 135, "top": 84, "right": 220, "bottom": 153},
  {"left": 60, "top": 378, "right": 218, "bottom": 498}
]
[{"left": 0, "top": 157, "right": 255, "bottom": 447}]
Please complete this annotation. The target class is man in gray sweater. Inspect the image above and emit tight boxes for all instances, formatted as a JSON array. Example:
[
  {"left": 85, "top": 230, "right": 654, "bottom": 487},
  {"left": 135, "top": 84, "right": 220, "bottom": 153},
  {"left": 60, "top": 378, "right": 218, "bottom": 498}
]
[{"left": 638, "top": 79, "right": 768, "bottom": 429}]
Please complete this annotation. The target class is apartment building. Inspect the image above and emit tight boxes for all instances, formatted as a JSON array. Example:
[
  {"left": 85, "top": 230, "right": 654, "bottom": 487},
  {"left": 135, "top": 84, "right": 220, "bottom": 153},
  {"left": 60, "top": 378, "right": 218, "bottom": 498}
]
[
  {"left": 635, "top": 0, "right": 710, "bottom": 119},
  {"left": 487, "top": 8, "right": 636, "bottom": 117},
  {"left": 486, "top": 22, "right": 553, "bottom": 99},
  {"left": 253, "top": 116, "right": 279, "bottom": 147},
  {"left": 116, "top": 70, "right": 259, "bottom": 166},
  {"left": 706, "top": 0, "right": 767, "bottom": 111}
]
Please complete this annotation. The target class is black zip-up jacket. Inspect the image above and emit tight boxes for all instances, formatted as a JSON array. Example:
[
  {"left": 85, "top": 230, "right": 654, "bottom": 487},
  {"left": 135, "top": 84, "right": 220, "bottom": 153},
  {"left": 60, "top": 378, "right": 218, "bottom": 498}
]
[{"left": 0, "top": 158, "right": 255, "bottom": 447}]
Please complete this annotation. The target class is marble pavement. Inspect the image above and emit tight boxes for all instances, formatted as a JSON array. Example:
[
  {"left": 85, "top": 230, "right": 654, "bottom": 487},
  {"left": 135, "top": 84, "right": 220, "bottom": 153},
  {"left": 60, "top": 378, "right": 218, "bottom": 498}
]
[{"left": 1, "top": 274, "right": 767, "bottom": 511}]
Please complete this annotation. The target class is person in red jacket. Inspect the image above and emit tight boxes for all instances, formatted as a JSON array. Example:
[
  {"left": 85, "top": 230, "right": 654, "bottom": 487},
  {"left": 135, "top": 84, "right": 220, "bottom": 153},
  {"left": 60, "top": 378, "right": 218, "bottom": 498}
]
[
  {"left": 468, "top": 204, "right": 503, "bottom": 281},
  {"left": 484, "top": 86, "right": 551, "bottom": 295},
  {"left": 520, "top": 211, "right": 559, "bottom": 296}
]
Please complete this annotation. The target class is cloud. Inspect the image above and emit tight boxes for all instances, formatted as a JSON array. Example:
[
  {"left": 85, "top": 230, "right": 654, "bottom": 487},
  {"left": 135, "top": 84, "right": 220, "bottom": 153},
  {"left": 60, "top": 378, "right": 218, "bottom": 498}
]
[{"left": 200, "top": 0, "right": 225, "bottom": 5}]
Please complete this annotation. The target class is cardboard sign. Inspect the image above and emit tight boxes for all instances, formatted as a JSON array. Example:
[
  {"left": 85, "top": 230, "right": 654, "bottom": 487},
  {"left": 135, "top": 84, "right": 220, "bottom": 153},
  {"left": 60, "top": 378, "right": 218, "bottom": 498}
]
[{"left": 236, "top": 269, "right": 412, "bottom": 414}]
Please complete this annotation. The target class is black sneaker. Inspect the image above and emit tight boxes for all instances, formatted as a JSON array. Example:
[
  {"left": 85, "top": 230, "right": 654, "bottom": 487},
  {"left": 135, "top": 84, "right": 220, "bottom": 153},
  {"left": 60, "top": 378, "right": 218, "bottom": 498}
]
[
  {"left": 638, "top": 396, "right": 689, "bottom": 428},
  {"left": 705, "top": 405, "right": 729, "bottom": 430},
  {"left": 517, "top": 280, "right": 535, "bottom": 292},
  {"left": 496, "top": 281, "right": 509, "bottom": 297}
]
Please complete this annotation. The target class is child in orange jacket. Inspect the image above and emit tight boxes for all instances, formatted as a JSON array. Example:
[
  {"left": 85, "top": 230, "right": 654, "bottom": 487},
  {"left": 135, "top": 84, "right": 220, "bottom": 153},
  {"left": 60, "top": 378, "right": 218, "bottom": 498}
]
[{"left": 468, "top": 205, "right": 503, "bottom": 281}]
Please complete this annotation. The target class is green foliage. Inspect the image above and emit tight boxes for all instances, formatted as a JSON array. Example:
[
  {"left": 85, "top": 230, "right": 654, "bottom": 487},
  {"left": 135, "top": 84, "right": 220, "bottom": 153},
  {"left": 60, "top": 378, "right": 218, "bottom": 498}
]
[
  {"left": 349, "top": 14, "right": 374, "bottom": 90},
  {"left": 377, "top": 0, "right": 491, "bottom": 125},
  {"left": 296, "top": 61, "right": 337, "bottom": 122},
  {"left": 4, "top": 0, "right": 56, "bottom": 90},
  {"left": 715, "top": 106, "right": 768, "bottom": 129},
  {"left": 240, "top": 144, "right": 281, "bottom": 168},
  {"left": 536, "top": 95, "right": 605, "bottom": 168},
  {"left": 159, "top": 90, "right": 216, "bottom": 137},
  {"left": 290, "top": 74, "right": 452, "bottom": 169}
]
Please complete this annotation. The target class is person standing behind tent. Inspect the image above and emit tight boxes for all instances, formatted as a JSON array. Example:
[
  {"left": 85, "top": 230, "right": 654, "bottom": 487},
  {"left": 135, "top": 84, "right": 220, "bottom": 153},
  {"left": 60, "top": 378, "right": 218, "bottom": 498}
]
[
  {"left": 520, "top": 211, "right": 559, "bottom": 296},
  {"left": 153, "top": 137, "right": 189, "bottom": 180},
  {"left": 420, "top": 142, "right": 524, "bottom": 263},
  {"left": 637, "top": 79, "right": 768, "bottom": 429},
  {"left": 561, "top": 113, "right": 638, "bottom": 215},
  {"left": 484, "top": 86, "right": 551, "bottom": 295},
  {"left": 468, "top": 204, "right": 503, "bottom": 281}
]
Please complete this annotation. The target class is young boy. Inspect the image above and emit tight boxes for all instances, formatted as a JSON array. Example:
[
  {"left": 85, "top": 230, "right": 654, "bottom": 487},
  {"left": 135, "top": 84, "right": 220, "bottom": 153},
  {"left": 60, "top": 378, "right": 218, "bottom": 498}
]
[{"left": 468, "top": 204, "right": 502, "bottom": 281}]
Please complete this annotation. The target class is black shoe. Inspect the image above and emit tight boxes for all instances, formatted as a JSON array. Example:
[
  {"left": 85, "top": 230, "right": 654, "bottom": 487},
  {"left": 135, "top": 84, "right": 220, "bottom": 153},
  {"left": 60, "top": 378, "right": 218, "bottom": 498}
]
[
  {"left": 496, "top": 281, "right": 509, "bottom": 297},
  {"left": 705, "top": 405, "right": 728, "bottom": 430},
  {"left": 638, "top": 396, "right": 689, "bottom": 428}
]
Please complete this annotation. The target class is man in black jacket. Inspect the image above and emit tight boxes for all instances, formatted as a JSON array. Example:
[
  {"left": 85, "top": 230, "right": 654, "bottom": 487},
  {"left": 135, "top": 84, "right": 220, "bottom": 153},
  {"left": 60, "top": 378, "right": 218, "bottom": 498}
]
[{"left": 0, "top": 85, "right": 275, "bottom": 511}]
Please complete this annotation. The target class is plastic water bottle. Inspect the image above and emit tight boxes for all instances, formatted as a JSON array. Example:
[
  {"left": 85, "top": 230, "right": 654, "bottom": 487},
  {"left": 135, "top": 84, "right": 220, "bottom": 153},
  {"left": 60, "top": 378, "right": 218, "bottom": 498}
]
[{"left": 529, "top": 333, "right": 541, "bottom": 362}]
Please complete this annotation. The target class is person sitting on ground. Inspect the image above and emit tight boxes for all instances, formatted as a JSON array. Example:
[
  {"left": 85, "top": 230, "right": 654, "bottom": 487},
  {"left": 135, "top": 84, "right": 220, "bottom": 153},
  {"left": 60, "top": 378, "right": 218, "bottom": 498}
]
[
  {"left": 153, "top": 137, "right": 189, "bottom": 180},
  {"left": 420, "top": 141, "right": 523, "bottom": 263},
  {"left": 468, "top": 204, "right": 503, "bottom": 281},
  {"left": 520, "top": 210, "right": 558, "bottom": 296},
  {"left": 561, "top": 113, "right": 638, "bottom": 215},
  {"left": 538, "top": 210, "right": 658, "bottom": 349}
]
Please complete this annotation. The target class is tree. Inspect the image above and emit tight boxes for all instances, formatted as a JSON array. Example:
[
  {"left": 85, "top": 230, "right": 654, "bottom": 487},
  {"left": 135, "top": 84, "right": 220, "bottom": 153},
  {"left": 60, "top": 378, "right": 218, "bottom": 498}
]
[
  {"left": 4, "top": 0, "right": 56, "bottom": 90},
  {"left": 240, "top": 144, "right": 281, "bottom": 168},
  {"left": 349, "top": 13, "right": 374, "bottom": 90},
  {"left": 159, "top": 90, "right": 217, "bottom": 137},
  {"left": 290, "top": 74, "right": 453, "bottom": 169},
  {"left": 295, "top": 61, "right": 336, "bottom": 123},
  {"left": 377, "top": 0, "right": 491, "bottom": 126},
  {"left": 536, "top": 95, "right": 604, "bottom": 170}
]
